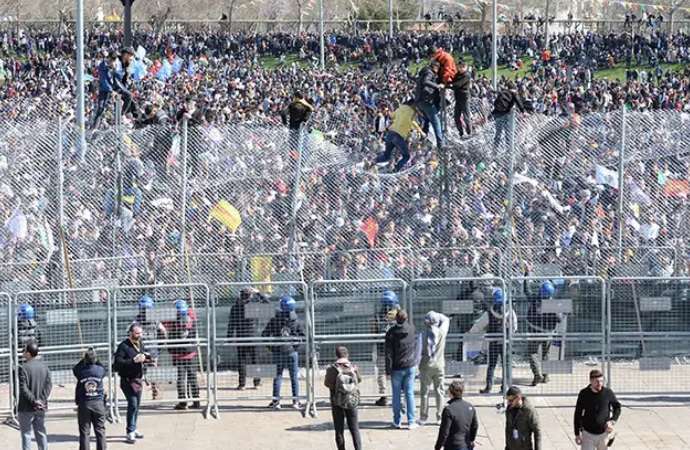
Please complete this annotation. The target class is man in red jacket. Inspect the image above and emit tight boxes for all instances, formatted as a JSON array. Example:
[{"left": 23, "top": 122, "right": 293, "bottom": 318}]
[
  {"left": 430, "top": 46, "right": 457, "bottom": 85},
  {"left": 168, "top": 300, "right": 201, "bottom": 410}
]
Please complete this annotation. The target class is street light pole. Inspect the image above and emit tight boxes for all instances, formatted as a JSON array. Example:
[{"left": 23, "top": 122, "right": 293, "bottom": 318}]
[
  {"left": 319, "top": 0, "right": 325, "bottom": 69},
  {"left": 122, "top": 0, "right": 135, "bottom": 47},
  {"left": 76, "top": 0, "right": 86, "bottom": 159},
  {"left": 492, "top": 0, "right": 497, "bottom": 90}
]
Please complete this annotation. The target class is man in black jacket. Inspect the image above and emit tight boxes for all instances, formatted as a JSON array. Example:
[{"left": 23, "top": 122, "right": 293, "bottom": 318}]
[
  {"left": 114, "top": 324, "right": 151, "bottom": 444},
  {"left": 281, "top": 91, "right": 314, "bottom": 154},
  {"left": 525, "top": 280, "right": 562, "bottom": 386},
  {"left": 17, "top": 342, "right": 51, "bottom": 450},
  {"left": 434, "top": 380, "right": 478, "bottom": 450},
  {"left": 451, "top": 60, "right": 472, "bottom": 137},
  {"left": 574, "top": 369, "right": 621, "bottom": 450},
  {"left": 227, "top": 288, "right": 266, "bottom": 390},
  {"left": 492, "top": 81, "right": 525, "bottom": 148},
  {"left": 73, "top": 348, "right": 107, "bottom": 450},
  {"left": 385, "top": 309, "right": 418, "bottom": 429},
  {"left": 415, "top": 60, "right": 445, "bottom": 150}
]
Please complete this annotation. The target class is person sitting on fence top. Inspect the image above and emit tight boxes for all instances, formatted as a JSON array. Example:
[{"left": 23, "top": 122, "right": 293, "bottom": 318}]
[
  {"left": 262, "top": 295, "right": 305, "bottom": 411},
  {"left": 167, "top": 299, "right": 201, "bottom": 411},
  {"left": 371, "top": 290, "right": 401, "bottom": 407},
  {"left": 16, "top": 303, "right": 41, "bottom": 349},
  {"left": 131, "top": 295, "right": 167, "bottom": 401}
]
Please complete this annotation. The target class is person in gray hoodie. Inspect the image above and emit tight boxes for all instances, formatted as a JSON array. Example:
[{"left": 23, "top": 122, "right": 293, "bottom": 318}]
[{"left": 419, "top": 311, "right": 450, "bottom": 425}]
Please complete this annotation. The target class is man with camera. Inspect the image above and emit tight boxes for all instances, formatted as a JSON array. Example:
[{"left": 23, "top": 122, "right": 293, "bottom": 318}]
[
  {"left": 114, "top": 324, "right": 152, "bottom": 444},
  {"left": 17, "top": 342, "right": 52, "bottom": 450}
]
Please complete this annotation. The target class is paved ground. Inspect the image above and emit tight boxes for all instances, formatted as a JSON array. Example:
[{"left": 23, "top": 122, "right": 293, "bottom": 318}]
[{"left": 2, "top": 394, "right": 690, "bottom": 449}]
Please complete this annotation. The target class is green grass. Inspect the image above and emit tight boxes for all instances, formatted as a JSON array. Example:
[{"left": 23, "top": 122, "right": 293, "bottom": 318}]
[
  {"left": 258, "top": 54, "right": 359, "bottom": 72},
  {"left": 594, "top": 62, "right": 687, "bottom": 81}
]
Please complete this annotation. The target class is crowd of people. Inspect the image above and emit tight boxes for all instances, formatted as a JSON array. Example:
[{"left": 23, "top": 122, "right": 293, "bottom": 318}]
[{"left": 0, "top": 24, "right": 688, "bottom": 293}]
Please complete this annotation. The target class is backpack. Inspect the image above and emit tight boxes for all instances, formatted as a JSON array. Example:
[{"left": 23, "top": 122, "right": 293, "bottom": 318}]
[{"left": 333, "top": 365, "right": 360, "bottom": 410}]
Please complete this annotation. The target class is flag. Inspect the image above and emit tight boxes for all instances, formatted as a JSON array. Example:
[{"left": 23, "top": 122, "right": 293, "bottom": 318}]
[
  {"left": 4, "top": 207, "right": 27, "bottom": 241},
  {"left": 361, "top": 217, "right": 379, "bottom": 247},
  {"left": 663, "top": 179, "right": 690, "bottom": 198},
  {"left": 250, "top": 256, "right": 273, "bottom": 293},
  {"left": 209, "top": 200, "right": 242, "bottom": 232},
  {"left": 595, "top": 165, "right": 618, "bottom": 189}
]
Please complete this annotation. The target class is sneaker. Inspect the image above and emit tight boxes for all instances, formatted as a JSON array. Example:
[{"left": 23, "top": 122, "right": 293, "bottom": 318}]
[
  {"left": 268, "top": 400, "right": 281, "bottom": 410},
  {"left": 375, "top": 396, "right": 387, "bottom": 407},
  {"left": 236, "top": 385, "right": 246, "bottom": 391},
  {"left": 531, "top": 377, "right": 541, "bottom": 387},
  {"left": 252, "top": 378, "right": 262, "bottom": 388},
  {"left": 192, "top": 402, "right": 201, "bottom": 409},
  {"left": 479, "top": 386, "right": 491, "bottom": 394},
  {"left": 126, "top": 432, "right": 136, "bottom": 444},
  {"left": 391, "top": 422, "right": 402, "bottom": 429},
  {"left": 292, "top": 401, "right": 303, "bottom": 410},
  {"left": 134, "top": 431, "right": 144, "bottom": 439},
  {"left": 408, "top": 423, "right": 419, "bottom": 430},
  {"left": 174, "top": 403, "right": 187, "bottom": 410},
  {"left": 417, "top": 419, "right": 427, "bottom": 426}
]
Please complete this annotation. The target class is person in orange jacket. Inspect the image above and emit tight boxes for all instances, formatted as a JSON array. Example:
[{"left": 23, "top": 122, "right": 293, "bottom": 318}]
[{"left": 429, "top": 46, "right": 457, "bottom": 85}]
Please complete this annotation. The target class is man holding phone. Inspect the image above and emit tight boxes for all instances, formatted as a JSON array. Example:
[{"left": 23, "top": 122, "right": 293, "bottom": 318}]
[{"left": 114, "top": 324, "right": 151, "bottom": 444}]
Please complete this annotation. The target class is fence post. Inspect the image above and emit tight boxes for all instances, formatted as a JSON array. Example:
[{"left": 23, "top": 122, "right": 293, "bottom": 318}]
[
  {"left": 503, "top": 109, "right": 518, "bottom": 277},
  {"left": 616, "top": 103, "right": 626, "bottom": 263},
  {"left": 287, "top": 125, "right": 306, "bottom": 255},
  {"left": 180, "top": 119, "right": 189, "bottom": 276},
  {"left": 113, "top": 99, "right": 123, "bottom": 257}
]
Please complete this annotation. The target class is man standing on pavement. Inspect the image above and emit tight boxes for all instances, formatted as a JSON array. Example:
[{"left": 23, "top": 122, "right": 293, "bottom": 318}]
[
  {"left": 434, "top": 380, "right": 478, "bottom": 450},
  {"left": 114, "top": 324, "right": 151, "bottom": 444},
  {"left": 505, "top": 386, "right": 541, "bottom": 450},
  {"left": 73, "top": 348, "right": 107, "bottom": 450},
  {"left": 419, "top": 311, "right": 450, "bottom": 425},
  {"left": 385, "top": 309, "right": 418, "bottom": 429},
  {"left": 227, "top": 288, "right": 266, "bottom": 390},
  {"left": 17, "top": 342, "right": 51, "bottom": 450},
  {"left": 574, "top": 369, "right": 621, "bottom": 450},
  {"left": 324, "top": 346, "right": 362, "bottom": 450}
]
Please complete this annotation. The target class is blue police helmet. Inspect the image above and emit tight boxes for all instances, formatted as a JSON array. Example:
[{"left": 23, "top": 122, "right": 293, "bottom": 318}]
[
  {"left": 18, "top": 303, "right": 35, "bottom": 320},
  {"left": 279, "top": 295, "right": 296, "bottom": 313},
  {"left": 540, "top": 281, "right": 556, "bottom": 299},
  {"left": 380, "top": 290, "right": 399, "bottom": 307},
  {"left": 138, "top": 295, "right": 154, "bottom": 309},
  {"left": 492, "top": 288, "right": 504, "bottom": 305},
  {"left": 175, "top": 299, "right": 189, "bottom": 316}
]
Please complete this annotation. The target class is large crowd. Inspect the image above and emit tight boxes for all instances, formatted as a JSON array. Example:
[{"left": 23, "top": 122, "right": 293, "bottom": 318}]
[{"left": 0, "top": 25, "right": 688, "bottom": 291}]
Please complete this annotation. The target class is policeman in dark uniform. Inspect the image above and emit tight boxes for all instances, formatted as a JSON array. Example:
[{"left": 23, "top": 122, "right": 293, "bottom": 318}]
[
  {"left": 227, "top": 288, "right": 268, "bottom": 390},
  {"left": 480, "top": 289, "right": 514, "bottom": 394},
  {"left": 526, "top": 280, "right": 562, "bottom": 386},
  {"left": 73, "top": 348, "right": 107, "bottom": 450},
  {"left": 16, "top": 303, "right": 41, "bottom": 349}
]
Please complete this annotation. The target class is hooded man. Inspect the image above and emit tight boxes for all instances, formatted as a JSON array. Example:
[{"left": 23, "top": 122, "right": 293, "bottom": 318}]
[{"left": 419, "top": 311, "right": 450, "bottom": 425}]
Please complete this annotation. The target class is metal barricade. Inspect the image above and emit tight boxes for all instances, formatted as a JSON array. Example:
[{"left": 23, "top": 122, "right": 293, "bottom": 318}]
[
  {"left": 112, "top": 284, "right": 212, "bottom": 418},
  {"left": 12, "top": 288, "right": 114, "bottom": 417},
  {"left": 211, "top": 281, "right": 310, "bottom": 417},
  {"left": 0, "top": 292, "right": 12, "bottom": 421},
  {"left": 608, "top": 277, "right": 690, "bottom": 395},
  {"left": 310, "top": 278, "right": 408, "bottom": 414},
  {"left": 410, "top": 278, "right": 508, "bottom": 397},
  {"left": 509, "top": 276, "right": 606, "bottom": 396}
]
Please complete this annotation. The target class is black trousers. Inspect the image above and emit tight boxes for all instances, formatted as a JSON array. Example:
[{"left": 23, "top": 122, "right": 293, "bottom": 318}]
[
  {"left": 485, "top": 341, "right": 504, "bottom": 390},
  {"left": 175, "top": 359, "right": 200, "bottom": 402},
  {"left": 454, "top": 95, "right": 472, "bottom": 136},
  {"left": 78, "top": 400, "right": 107, "bottom": 450},
  {"left": 331, "top": 405, "right": 362, "bottom": 450},
  {"left": 237, "top": 346, "right": 260, "bottom": 387}
]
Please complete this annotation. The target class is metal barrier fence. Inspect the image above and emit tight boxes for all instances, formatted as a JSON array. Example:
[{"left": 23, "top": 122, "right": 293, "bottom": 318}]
[
  {"left": 0, "top": 293, "right": 12, "bottom": 420},
  {"left": 13, "top": 287, "right": 114, "bottom": 417},
  {"left": 310, "top": 278, "right": 408, "bottom": 413},
  {"left": 608, "top": 277, "right": 690, "bottom": 395},
  {"left": 509, "top": 276, "right": 606, "bottom": 396},
  {"left": 211, "top": 281, "right": 311, "bottom": 417},
  {"left": 111, "top": 283, "right": 212, "bottom": 418},
  {"left": 410, "top": 277, "right": 508, "bottom": 398}
]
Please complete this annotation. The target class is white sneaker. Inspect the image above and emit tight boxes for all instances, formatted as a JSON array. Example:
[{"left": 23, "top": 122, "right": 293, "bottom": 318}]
[
  {"left": 391, "top": 422, "right": 402, "bottom": 429},
  {"left": 126, "top": 432, "right": 136, "bottom": 443},
  {"left": 134, "top": 431, "right": 144, "bottom": 439},
  {"left": 408, "top": 423, "right": 419, "bottom": 430},
  {"left": 417, "top": 419, "right": 427, "bottom": 426}
]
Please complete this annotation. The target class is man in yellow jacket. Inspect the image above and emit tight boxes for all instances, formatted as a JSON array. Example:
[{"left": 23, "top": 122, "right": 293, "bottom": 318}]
[{"left": 375, "top": 99, "right": 424, "bottom": 172}]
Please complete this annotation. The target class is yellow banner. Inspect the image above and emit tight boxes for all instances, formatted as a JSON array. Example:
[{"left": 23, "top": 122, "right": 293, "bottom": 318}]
[
  {"left": 209, "top": 200, "right": 242, "bottom": 232},
  {"left": 250, "top": 256, "right": 273, "bottom": 293}
]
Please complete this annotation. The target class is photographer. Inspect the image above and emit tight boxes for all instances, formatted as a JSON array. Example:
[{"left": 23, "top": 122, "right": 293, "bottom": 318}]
[
  {"left": 73, "top": 348, "right": 107, "bottom": 450},
  {"left": 114, "top": 324, "right": 152, "bottom": 444}
]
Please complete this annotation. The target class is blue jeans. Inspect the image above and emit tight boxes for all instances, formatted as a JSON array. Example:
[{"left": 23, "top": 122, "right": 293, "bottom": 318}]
[
  {"left": 391, "top": 367, "right": 416, "bottom": 425},
  {"left": 18, "top": 411, "right": 47, "bottom": 450},
  {"left": 272, "top": 351, "right": 299, "bottom": 401},
  {"left": 417, "top": 102, "right": 444, "bottom": 148},
  {"left": 90, "top": 90, "right": 111, "bottom": 130},
  {"left": 121, "top": 379, "right": 142, "bottom": 434},
  {"left": 376, "top": 131, "right": 410, "bottom": 171}
]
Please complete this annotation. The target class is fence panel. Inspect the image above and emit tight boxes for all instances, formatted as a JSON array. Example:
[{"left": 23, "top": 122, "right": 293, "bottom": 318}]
[
  {"left": 70, "top": 256, "right": 148, "bottom": 288},
  {"left": 112, "top": 283, "right": 212, "bottom": 417},
  {"left": 310, "top": 278, "right": 407, "bottom": 412},
  {"left": 13, "top": 288, "right": 114, "bottom": 416},
  {"left": 212, "top": 281, "right": 310, "bottom": 416},
  {"left": 414, "top": 247, "right": 503, "bottom": 279},
  {"left": 608, "top": 277, "right": 690, "bottom": 395},
  {"left": 0, "top": 293, "right": 12, "bottom": 420},
  {"left": 321, "top": 249, "right": 415, "bottom": 281},
  {"left": 410, "top": 277, "right": 508, "bottom": 397},
  {"left": 509, "top": 276, "right": 606, "bottom": 396}
]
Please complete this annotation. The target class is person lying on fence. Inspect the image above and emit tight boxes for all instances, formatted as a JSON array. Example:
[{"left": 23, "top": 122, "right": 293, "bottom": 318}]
[
  {"left": 227, "top": 287, "right": 267, "bottom": 390},
  {"left": 73, "top": 348, "right": 107, "bottom": 450},
  {"left": 324, "top": 345, "right": 363, "bottom": 450},
  {"left": 419, "top": 311, "right": 450, "bottom": 425},
  {"left": 262, "top": 295, "right": 305, "bottom": 410},
  {"left": 370, "top": 290, "right": 401, "bottom": 407},
  {"left": 131, "top": 295, "right": 168, "bottom": 401},
  {"left": 167, "top": 300, "right": 201, "bottom": 410}
]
